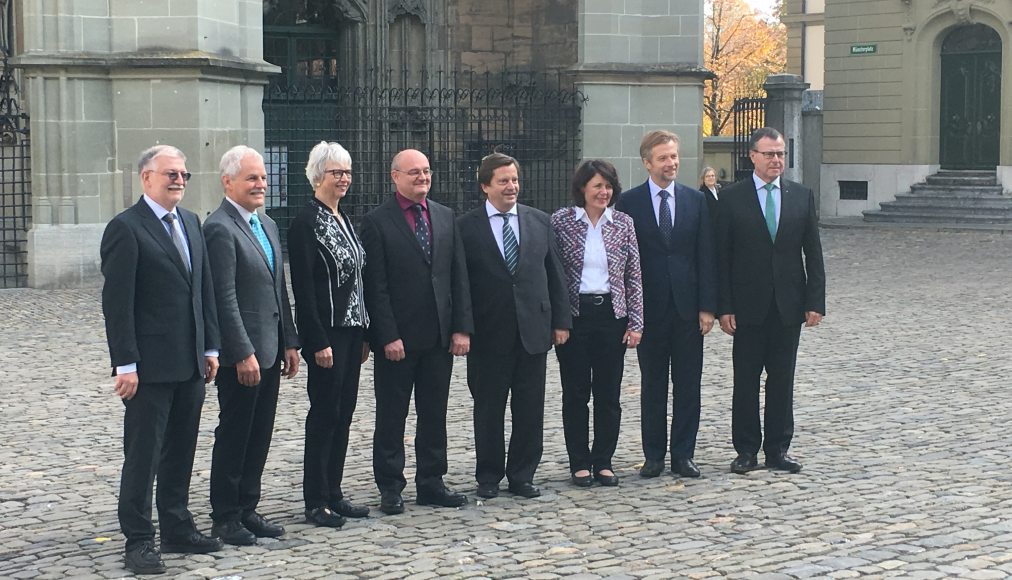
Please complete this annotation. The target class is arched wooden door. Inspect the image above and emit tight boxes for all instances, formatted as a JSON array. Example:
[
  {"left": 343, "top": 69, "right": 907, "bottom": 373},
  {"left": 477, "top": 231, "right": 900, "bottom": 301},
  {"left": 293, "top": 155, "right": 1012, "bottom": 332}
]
[{"left": 939, "top": 24, "right": 1002, "bottom": 170}]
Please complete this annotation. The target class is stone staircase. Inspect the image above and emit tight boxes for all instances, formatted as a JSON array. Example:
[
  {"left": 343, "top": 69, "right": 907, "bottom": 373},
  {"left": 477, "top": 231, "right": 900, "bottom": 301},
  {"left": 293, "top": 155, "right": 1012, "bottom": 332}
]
[{"left": 862, "top": 170, "right": 1012, "bottom": 225}]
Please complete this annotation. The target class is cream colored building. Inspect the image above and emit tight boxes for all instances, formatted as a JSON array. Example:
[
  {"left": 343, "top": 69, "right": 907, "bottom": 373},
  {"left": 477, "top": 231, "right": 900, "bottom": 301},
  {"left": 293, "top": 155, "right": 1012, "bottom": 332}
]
[{"left": 787, "top": 0, "right": 1010, "bottom": 218}]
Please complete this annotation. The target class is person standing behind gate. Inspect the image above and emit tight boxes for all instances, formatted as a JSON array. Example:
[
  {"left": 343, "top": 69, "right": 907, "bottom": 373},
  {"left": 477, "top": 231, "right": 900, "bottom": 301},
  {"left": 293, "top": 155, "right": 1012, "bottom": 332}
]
[
  {"left": 204, "top": 145, "right": 300, "bottom": 546},
  {"left": 101, "top": 145, "right": 222, "bottom": 575},
  {"left": 458, "top": 153, "right": 571, "bottom": 500},
  {"left": 287, "top": 141, "right": 371, "bottom": 527},
  {"left": 717, "top": 127, "right": 825, "bottom": 475},
  {"left": 616, "top": 130, "right": 717, "bottom": 480},
  {"left": 551, "top": 159, "right": 643, "bottom": 488},
  {"left": 360, "top": 148, "right": 474, "bottom": 515}
]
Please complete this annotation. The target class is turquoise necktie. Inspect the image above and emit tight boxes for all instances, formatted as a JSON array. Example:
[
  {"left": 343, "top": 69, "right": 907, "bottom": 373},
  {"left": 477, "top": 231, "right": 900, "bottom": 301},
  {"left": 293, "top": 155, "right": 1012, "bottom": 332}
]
[
  {"left": 763, "top": 182, "right": 777, "bottom": 242},
  {"left": 249, "top": 213, "right": 275, "bottom": 273}
]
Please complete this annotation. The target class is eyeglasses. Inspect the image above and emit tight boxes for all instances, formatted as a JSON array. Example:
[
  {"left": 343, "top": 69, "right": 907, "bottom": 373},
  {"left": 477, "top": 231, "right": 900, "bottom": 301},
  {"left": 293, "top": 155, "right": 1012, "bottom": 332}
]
[
  {"left": 395, "top": 168, "right": 433, "bottom": 178},
  {"left": 753, "top": 150, "right": 786, "bottom": 160},
  {"left": 325, "top": 169, "right": 353, "bottom": 179},
  {"left": 150, "top": 170, "right": 192, "bottom": 182}
]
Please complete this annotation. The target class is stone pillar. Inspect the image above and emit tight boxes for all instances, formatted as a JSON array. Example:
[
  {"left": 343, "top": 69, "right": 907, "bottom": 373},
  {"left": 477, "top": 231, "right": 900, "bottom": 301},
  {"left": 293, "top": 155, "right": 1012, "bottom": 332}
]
[
  {"left": 763, "top": 74, "right": 810, "bottom": 184},
  {"left": 15, "top": 0, "right": 277, "bottom": 288},
  {"left": 572, "top": 0, "right": 710, "bottom": 187}
]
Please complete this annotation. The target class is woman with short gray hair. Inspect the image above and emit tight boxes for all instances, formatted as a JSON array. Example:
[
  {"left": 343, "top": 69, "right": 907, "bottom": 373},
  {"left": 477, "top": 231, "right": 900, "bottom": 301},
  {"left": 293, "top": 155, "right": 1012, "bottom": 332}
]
[{"left": 287, "top": 140, "right": 370, "bottom": 528}]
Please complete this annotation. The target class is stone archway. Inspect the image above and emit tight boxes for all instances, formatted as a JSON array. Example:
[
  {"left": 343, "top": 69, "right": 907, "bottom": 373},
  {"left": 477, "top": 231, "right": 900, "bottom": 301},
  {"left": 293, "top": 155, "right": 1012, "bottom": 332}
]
[{"left": 939, "top": 23, "right": 1002, "bottom": 169}]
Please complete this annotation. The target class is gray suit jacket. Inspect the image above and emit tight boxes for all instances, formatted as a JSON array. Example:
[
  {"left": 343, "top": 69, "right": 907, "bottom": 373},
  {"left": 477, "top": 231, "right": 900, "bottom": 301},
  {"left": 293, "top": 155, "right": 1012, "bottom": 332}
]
[{"left": 204, "top": 199, "right": 299, "bottom": 368}]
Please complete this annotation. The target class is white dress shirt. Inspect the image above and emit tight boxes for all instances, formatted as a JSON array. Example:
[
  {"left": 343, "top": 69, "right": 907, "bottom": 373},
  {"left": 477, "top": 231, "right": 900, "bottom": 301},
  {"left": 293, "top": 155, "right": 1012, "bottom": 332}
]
[
  {"left": 752, "top": 174, "right": 782, "bottom": 227},
  {"left": 647, "top": 178, "right": 675, "bottom": 227},
  {"left": 577, "top": 207, "right": 613, "bottom": 294},
  {"left": 485, "top": 199, "right": 520, "bottom": 259}
]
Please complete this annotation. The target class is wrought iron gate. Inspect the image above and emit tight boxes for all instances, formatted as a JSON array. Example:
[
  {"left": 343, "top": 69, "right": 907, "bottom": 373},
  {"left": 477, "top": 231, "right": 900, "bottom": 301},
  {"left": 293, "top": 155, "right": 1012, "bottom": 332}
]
[
  {"left": 1, "top": 0, "right": 30, "bottom": 288},
  {"left": 731, "top": 95, "right": 766, "bottom": 182},
  {"left": 263, "top": 69, "right": 586, "bottom": 238}
]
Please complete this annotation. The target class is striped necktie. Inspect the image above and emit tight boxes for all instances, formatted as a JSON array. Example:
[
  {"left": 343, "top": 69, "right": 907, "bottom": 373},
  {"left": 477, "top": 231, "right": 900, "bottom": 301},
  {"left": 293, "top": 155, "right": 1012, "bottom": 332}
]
[{"left": 499, "top": 213, "right": 518, "bottom": 275}]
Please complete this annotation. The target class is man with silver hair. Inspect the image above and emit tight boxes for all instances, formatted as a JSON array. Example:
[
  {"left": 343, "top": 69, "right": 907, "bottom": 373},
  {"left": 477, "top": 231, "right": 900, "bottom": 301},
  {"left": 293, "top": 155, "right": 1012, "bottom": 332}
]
[
  {"left": 101, "top": 145, "right": 223, "bottom": 575},
  {"left": 204, "top": 145, "right": 300, "bottom": 545}
]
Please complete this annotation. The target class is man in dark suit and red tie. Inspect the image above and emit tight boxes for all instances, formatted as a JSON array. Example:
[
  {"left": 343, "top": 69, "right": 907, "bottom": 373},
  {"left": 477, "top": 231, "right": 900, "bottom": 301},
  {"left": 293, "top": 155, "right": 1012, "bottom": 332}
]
[
  {"left": 717, "top": 127, "right": 826, "bottom": 475},
  {"left": 101, "top": 145, "right": 223, "bottom": 575},
  {"left": 204, "top": 145, "right": 301, "bottom": 545},
  {"left": 616, "top": 130, "right": 717, "bottom": 480},
  {"left": 360, "top": 149, "right": 474, "bottom": 515},
  {"left": 457, "top": 153, "right": 571, "bottom": 500}
]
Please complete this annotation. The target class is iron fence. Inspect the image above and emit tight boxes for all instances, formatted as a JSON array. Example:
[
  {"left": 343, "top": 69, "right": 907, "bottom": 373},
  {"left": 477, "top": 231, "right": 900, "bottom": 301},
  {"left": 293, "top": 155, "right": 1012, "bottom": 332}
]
[
  {"left": 263, "top": 70, "right": 586, "bottom": 238},
  {"left": 731, "top": 95, "right": 766, "bottom": 183},
  {"left": 1, "top": 0, "right": 30, "bottom": 288}
]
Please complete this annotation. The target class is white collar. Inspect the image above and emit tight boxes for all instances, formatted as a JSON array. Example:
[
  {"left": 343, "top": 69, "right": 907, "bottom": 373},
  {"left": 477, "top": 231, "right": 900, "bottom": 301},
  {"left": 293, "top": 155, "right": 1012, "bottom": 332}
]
[
  {"left": 752, "top": 174, "right": 781, "bottom": 191},
  {"left": 225, "top": 197, "right": 256, "bottom": 223},
  {"left": 485, "top": 200, "right": 519, "bottom": 218},
  {"left": 143, "top": 194, "right": 177, "bottom": 220},
  {"left": 647, "top": 178, "right": 675, "bottom": 197},
  {"left": 575, "top": 206, "right": 613, "bottom": 225}
]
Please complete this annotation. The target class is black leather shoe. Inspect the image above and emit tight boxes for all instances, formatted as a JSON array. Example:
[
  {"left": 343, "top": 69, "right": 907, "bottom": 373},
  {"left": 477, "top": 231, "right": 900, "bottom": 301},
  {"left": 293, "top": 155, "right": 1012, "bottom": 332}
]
[
  {"left": 765, "top": 454, "right": 803, "bottom": 473},
  {"left": 570, "top": 473, "right": 593, "bottom": 487},
  {"left": 507, "top": 482, "right": 541, "bottom": 498},
  {"left": 305, "top": 506, "right": 345, "bottom": 528},
  {"left": 124, "top": 542, "right": 165, "bottom": 575},
  {"left": 476, "top": 483, "right": 499, "bottom": 499},
  {"left": 242, "top": 512, "right": 285, "bottom": 538},
  {"left": 672, "top": 458, "right": 701, "bottom": 478},
  {"left": 416, "top": 485, "right": 468, "bottom": 507},
  {"left": 379, "top": 491, "right": 405, "bottom": 515},
  {"left": 331, "top": 498, "right": 370, "bottom": 518},
  {"left": 211, "top": 520, "right": 256, "bottom": 546},
  {"left": 593, "top": 471, "right": 619, "bottom": 487},
  {"left": 730, "top": 453, "right": 760, "bottom": 474},
  {"left": 160, "top": 530, "right": 224, "bottom": 554},
  {"left": 639, "top": 459, "right": 664, "bottom": 478}
]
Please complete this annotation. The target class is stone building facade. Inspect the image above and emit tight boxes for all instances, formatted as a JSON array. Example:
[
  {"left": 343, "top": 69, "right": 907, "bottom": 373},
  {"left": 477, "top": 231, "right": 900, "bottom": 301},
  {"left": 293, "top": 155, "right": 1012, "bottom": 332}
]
[
  {"left": 786, "top": 0, "right": 1011, "bottom": 218},
  {"left": 8, "top": 0, "right": 706, "bottom": 288}
]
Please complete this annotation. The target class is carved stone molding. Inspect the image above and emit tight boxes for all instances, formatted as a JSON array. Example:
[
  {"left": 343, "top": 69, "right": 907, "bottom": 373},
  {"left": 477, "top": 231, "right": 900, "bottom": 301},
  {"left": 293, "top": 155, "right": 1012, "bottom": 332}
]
[
  {"left": 388, "top": 0, "right": 428, "bottom": 24},
  {"left": 932, "top": 0, "right": 996, "bottom": 25}
]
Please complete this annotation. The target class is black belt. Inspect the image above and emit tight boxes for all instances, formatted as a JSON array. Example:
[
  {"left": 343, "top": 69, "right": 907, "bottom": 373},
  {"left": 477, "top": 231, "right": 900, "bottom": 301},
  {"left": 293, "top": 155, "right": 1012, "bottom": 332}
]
[{"left": 579, "top": 293, "right": 611, "bottom": 306}]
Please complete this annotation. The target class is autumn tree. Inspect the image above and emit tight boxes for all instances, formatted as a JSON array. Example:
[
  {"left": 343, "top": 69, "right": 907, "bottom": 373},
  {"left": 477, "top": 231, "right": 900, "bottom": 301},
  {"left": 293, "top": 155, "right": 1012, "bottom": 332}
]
[{"left": 703, "top": 0, "right": 787, "bottom": 136}]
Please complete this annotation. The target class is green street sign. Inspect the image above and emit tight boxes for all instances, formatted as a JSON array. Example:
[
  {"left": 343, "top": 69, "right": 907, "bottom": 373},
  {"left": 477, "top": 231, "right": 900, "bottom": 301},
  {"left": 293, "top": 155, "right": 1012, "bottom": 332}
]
[{"left": 850, "top": 44, "right": 877, "bottom": 55}]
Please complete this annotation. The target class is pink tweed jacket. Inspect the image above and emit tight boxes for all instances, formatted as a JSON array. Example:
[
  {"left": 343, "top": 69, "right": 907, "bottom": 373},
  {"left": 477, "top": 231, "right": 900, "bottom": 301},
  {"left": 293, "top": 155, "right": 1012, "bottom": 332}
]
[{"left": 550, "top": 207, "right": 644, "bottom": 333}]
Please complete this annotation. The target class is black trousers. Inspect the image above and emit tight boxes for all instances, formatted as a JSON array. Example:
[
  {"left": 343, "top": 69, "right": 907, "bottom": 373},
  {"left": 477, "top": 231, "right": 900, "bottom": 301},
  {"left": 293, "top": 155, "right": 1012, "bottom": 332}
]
[
  {"left": 637, "top": 296, "right": 704, "bottom": 463},
  {"left": 467, "top": 336, "right": 547, "bottom": 486},
  {"left": 209, "top": 360, "right": 281, "bottom": 522},
  {"left": 555, "top": 295, "right": 628, "bottom": 474},
  {"left": 372, "top": 346, "right": 453, "bottom": 494},
  {"left": 732, "top": 307, "right": 802, "bottom": 458},
  {"left": 303, "top": 326, "right": 364, "bottom": 510},
  {"left": 119, "top": 374, "right": 205, "bottom": 548}
]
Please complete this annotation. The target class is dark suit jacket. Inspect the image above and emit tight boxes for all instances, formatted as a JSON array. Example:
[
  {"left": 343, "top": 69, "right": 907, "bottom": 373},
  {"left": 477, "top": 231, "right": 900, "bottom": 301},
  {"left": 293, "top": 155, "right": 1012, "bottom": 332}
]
[
  {"left": 616, "top": 181, "right": 717, "bottom": 324},
  {"left": 360, "top": 196, "right": 473, "bottom": 352},
  {"left": 716, "top": 177, "right": 826, "bottom": 326},
  {"left": 101, "top": 197, "right": 220, "bottom": 383},
  {"left": 204, "top": 199, "right": 299, "bottom": 368},
  {"left": 458, "top": 203, "right": 571, "bottom": 356},
  {"left": 700, "top": 185, "right": 720, "bottom": 226}
]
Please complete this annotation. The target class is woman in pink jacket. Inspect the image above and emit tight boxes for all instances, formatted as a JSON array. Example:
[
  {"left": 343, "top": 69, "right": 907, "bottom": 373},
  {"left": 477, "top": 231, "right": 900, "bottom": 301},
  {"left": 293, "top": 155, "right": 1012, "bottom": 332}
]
[{"left": 551, "top": 159, "right": 644, "bottom": 488}]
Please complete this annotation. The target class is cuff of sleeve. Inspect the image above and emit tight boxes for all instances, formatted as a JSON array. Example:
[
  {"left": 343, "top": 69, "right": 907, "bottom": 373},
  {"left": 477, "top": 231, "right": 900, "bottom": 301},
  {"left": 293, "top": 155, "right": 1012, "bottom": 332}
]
[
  {"left": 204, "top": 350, "right": 219, "bottom": 358},
  {"left": 117, "top": 363, "right": 138, "bottom": 375}
]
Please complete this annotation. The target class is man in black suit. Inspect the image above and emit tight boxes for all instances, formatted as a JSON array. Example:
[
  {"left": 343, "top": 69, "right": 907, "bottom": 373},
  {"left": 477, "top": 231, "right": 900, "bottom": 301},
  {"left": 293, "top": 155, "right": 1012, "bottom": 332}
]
[
  {"left": 360, "top": 149, "right": 474, "bottom": 515},
  {"left": 717, "top": 127, "right": 826, "bottom": 475},
  {"left": 616, "top": 130, "right": 717, "bottom": 480},
  {"left": 101, "top": 145, "right": 224, "bottom": 575},
  {"left": 457, "top": 153, "right": 571, "bottom": 500},
  {"left": 204, "top": 146, "right": 301, "bottom": 545}
]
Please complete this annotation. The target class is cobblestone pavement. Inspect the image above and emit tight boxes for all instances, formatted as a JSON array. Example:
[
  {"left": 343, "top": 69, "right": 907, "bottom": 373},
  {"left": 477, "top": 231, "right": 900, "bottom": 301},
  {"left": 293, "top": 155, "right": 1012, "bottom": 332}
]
[{"left": 2, "top": 227, "right": 1011, "bottom": 579}]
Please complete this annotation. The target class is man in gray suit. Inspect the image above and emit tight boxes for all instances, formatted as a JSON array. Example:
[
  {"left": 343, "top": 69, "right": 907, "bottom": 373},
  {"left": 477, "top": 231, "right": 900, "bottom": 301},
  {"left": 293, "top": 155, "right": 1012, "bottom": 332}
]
[
  {"left": 204, "top": 146, "right": 301, "bottom": 545},
  {"left": 457, "top": 153, "right": 571, "bottom": 500}
]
